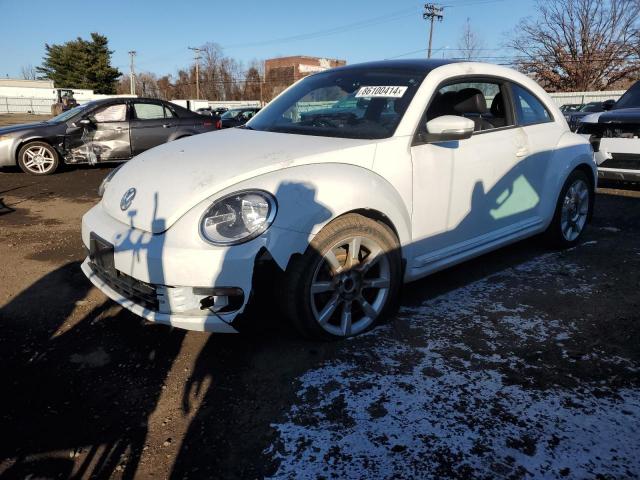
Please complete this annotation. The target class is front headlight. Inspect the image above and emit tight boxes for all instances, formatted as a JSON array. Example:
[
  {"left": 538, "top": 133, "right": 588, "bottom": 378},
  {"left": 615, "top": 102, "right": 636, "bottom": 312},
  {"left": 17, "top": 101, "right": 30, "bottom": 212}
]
[{"left": 200, "top": 190, "right": 277, "bottom": 245}]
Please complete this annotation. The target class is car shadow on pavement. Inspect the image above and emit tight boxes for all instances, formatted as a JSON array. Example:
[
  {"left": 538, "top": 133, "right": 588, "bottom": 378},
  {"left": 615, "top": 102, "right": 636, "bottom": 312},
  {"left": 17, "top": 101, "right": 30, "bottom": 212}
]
[{"left": 0, "top": 261, "right": 186, "bottom": 479}]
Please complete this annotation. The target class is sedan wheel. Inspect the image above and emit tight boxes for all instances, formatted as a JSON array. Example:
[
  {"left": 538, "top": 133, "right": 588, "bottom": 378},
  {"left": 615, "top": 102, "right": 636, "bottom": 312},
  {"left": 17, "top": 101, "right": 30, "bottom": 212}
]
[
  {"left": 285, "top": 213, "right": 401, "bottom": 339},
  {"left": 18, "top": 142, "right": 59, "bottom": 175}
]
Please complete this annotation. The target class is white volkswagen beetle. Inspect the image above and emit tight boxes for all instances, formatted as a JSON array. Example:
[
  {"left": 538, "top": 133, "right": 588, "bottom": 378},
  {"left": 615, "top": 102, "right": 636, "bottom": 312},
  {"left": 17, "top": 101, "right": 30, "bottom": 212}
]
[{"left": 81, "top": 60, "right": 596, "bottom": 339}]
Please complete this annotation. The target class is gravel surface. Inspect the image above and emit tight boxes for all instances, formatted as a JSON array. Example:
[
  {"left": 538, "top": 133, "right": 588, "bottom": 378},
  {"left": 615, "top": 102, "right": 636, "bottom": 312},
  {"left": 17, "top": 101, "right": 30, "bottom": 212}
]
[{"left": 0, "top": 115, "right": 639, "bottom": 478}]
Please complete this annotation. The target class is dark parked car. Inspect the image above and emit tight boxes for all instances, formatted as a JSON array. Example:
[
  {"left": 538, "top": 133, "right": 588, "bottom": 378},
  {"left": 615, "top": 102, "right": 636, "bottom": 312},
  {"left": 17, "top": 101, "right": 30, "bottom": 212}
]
[
  {"left": 564, "top": 100, "right": 615, "bottom": 131},
  {"left": 0, "top": 97, "right": 216, "bottom": 175},
  {"left": 559, "top": 103, "right": 582, "bottom": 113},
  {"left": 196, "top": 106, "right": 228, "bottom": 117},
  {"left": 218, "top": 107, "right": 261, "bottom": 129}
]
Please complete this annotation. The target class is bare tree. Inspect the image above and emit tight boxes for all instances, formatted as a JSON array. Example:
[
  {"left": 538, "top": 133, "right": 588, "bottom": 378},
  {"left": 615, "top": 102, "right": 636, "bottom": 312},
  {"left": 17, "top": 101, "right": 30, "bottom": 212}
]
[
  {"left": 458, "top": 18, "right": 484, "bottom": 60},
  {"left": 116, "top": 72, "right": 161, "bottom": 98},
  {"left": 20, "top": 64, "right": 37, "bottom": 80},
  {"left": 243, "top": 63, "right": 263, "bottom": 102},
  {"left": 507, "top": 0, "right": 640, "bottom": 91}
]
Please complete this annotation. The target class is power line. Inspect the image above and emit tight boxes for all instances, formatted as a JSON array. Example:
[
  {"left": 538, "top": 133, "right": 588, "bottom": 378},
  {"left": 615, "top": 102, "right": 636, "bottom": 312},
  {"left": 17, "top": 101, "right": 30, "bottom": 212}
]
[{"left": 223, "top": 6, "right": 418, "bottom": 49}]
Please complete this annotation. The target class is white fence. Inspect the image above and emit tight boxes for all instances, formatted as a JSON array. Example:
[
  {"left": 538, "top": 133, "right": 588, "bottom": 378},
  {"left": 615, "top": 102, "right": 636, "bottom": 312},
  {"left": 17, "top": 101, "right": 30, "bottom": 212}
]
[
  {"left": 548, "top": 90, "right": 625, "bottom": 107},
  {"left": 0, "top": 90, "right": 629, "bottom": 115},
  {"left": 0, "top": 96, "right": 135, "bottom": 115},
  {"left": 0, "top": 97, "right": 58, "bottom": 114}
]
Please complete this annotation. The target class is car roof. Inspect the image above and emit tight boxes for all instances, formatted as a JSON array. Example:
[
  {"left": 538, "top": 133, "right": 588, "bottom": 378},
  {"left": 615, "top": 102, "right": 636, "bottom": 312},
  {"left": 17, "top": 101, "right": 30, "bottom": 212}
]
[{"left": 328, "top": 59, "right": 459, "bottom": 74}]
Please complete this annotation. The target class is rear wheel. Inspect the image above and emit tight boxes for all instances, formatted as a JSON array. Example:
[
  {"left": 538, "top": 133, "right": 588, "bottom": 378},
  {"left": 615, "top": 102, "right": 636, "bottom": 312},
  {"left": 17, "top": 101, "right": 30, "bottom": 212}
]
[
  {"left": 17, "top": 141, "right": 59, "bottom": 175},
  {"left": 284, "top": 214, "right": 402, "bottom": 339},
  {"left": 545, "top": 170, "right": 593, "bottom": 248}
]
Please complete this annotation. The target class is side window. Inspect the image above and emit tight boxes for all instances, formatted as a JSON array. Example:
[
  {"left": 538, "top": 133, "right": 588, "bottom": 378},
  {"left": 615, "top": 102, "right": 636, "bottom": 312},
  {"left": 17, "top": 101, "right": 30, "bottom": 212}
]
[
  {"left": 425, "top": 81, "right": 513, "bottom": 132},
  {"left": 92, "top": 104, "right": 126, "bottom": 123},
  {"left": 511, "top": 84, "right": 552, "bottom": 125},
  {"left": 164, "top": 105, "right": 175, "bottom": 118},
  {"left": 133, "top": 103, "right": 165, "bottom": 120}
]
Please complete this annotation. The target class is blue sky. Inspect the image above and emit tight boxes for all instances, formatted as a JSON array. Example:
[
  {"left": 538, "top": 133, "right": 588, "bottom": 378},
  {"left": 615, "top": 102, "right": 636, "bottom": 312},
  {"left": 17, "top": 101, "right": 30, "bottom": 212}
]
[{"left": 0, "top": 0, "right": 537, "bottom": 79}]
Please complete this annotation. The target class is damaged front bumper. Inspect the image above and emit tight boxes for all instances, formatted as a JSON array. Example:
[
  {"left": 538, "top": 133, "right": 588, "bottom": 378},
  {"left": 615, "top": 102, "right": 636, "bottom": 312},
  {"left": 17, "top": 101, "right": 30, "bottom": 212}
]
[{"left": 80, "top": 203, "right": 309, "bottom": 333}]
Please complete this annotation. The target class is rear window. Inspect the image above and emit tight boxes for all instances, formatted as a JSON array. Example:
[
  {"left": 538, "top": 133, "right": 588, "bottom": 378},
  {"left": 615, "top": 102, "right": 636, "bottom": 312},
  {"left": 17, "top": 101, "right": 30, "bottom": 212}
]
[{"left": 134, "top": 103, "right": 165, "bottom": 120}]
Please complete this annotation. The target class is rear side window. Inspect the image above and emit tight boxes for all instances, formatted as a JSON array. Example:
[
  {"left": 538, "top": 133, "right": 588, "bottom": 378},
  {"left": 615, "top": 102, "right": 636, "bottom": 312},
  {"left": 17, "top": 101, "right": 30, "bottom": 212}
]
[
  {"left": 134, "top": 103, "right": 165, "bottom": 120},
  {"left": 511, "top": 84, "right": 552, "bottom": 125}
]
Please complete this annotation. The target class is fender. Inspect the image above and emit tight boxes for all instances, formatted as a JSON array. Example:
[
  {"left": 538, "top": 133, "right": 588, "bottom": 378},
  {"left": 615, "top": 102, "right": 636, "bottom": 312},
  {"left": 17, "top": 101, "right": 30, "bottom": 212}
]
[
  {"left": 543, "top": 131, "right": 596, "bottom": 228},
  {"left": 175, "top": 162, "right": 413, "bottom": 270}
]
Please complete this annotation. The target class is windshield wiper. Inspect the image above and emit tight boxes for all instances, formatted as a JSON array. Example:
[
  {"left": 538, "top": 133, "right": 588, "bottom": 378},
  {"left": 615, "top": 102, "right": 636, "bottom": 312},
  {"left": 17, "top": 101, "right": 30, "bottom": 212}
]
[{"left": 237, "top": 125, "right": 254, "bottom": 130}]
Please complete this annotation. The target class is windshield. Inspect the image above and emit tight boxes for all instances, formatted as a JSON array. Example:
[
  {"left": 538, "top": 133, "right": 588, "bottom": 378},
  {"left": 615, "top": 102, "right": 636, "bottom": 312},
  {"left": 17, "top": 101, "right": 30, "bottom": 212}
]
[
  {"left": 48, "top": 103, "right": 93, "bottom": 123},
  {"left": 580, "top": 103, "right": 602, "bottom": 113},
  {"left": 614, "top": 81, "right": 640, "bottom": 110},
  {"left": 221, "top": 109, "right": 243, "bottom": 119},
  {"left": 247, "top": 68, "right": 426, "bottom": 139}
]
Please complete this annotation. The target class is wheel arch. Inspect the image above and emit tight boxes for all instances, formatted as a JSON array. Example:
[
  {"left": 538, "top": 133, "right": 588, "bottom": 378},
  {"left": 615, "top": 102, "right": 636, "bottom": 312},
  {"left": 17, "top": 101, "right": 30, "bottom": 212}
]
[{"left": 14, "top": 137, "right": 59, "bottom": 163}]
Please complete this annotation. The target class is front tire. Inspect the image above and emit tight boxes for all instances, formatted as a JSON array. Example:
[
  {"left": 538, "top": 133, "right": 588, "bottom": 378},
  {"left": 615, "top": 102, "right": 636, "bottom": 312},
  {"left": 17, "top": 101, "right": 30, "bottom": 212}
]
[
  {"left": 17, "top": 141, "right": 60, "bottom": 175},
  {"left": 284, "top": 213, "right": 402, "bottom": 339},
  {"left": 545, "top": 169, "right": 593, "bottom": 248}
]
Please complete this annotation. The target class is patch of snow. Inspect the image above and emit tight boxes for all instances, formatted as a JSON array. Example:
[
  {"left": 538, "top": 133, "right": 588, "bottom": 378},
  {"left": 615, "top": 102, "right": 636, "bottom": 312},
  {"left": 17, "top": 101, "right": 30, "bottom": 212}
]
[{"left": 268, "top": 252, "right": 638, "bottom": 479}]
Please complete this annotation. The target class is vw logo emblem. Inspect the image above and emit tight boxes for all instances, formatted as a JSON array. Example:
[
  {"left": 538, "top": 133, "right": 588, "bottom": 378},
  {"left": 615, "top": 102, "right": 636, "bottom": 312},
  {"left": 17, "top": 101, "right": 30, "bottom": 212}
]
[{"left": 120, "top": 188, "right": 136, "bottom": 211}]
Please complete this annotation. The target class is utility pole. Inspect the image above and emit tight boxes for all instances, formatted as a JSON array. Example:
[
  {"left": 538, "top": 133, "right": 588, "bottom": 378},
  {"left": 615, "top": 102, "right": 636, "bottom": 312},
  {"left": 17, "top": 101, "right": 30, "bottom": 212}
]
[
  {"left": 423, "top": 4, "right": 444, "bottom": 59},
  {"left": 188, "top": 47, "right": 201, "bottom": 100},
  {"left": 128, "top": 51, "right": 137, "bottom": 95}
]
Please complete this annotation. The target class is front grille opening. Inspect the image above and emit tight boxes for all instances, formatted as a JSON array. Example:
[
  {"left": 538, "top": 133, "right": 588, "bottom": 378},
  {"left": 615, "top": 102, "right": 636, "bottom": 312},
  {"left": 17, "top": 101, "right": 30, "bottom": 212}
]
[{"left": 89, "top": 261, "right": 159, "bottom": 311}]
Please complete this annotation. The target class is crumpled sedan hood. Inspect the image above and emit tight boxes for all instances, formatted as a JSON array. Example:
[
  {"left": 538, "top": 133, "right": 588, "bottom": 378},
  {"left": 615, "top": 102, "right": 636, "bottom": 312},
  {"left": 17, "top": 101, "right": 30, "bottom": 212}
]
[{"left": 102, "top": 128, "right": 376, "bottom": 233}]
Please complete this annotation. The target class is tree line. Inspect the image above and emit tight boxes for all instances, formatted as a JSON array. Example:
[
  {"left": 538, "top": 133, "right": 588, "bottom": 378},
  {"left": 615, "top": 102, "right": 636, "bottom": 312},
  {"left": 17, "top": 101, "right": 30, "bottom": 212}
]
[
  {"left": 115, "top": 43, "right": 265, "bottom": 101},
  {"left": 27, "top": 0, "right": 640, "bottom": 98}
]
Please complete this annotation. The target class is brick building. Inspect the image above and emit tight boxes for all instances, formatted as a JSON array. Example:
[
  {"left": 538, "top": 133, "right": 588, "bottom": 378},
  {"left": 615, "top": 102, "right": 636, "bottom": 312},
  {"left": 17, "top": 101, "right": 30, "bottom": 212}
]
[{"left": 264, "top": 55, "right": 346, "bottom": 99}]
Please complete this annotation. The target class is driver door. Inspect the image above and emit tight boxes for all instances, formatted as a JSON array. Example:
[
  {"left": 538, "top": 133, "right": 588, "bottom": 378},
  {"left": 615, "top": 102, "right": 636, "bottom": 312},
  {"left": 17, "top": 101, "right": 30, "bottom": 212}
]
[
  {"left": 65, "top": 102, "right": 131, "bottom": 163},
  {"left": 409, "top": 79, "right": 539, "bottom": 273}
]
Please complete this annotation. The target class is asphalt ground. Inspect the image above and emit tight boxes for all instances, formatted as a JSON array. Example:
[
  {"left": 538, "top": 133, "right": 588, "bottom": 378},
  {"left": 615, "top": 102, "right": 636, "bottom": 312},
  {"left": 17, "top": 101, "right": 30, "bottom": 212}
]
[{"left": 0, "top": 113, "right": 639, "bottom": 479}]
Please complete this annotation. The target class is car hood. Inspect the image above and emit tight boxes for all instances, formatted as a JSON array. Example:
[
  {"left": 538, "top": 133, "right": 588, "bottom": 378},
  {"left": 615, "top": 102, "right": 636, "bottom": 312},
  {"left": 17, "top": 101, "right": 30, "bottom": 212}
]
[
  {"left": 0, "top": 122, "right": 51, "bottom": 135},
  {"left": 102, "top": 128, "right": 376, "bottom": 233},
  {"left": 596, "top": 107, "right": 640, "bottom": 123}
]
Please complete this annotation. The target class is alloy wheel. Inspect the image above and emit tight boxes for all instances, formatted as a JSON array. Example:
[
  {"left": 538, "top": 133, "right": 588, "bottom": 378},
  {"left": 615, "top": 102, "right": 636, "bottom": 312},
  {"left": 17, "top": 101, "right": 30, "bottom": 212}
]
[
  {"left": 560, "top": 179, "right": 589, "bottom": 242},
  {"left": 22, "top": 145, "right": 56, "bottom": 174},
  {"left": 310, "top": 235, "right": 391, "bottom": 337}
]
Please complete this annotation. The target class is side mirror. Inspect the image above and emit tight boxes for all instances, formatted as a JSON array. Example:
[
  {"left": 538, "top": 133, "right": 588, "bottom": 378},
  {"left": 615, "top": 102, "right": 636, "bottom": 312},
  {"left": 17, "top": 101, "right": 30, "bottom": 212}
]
[
  {"left": 77, "top": 118, "right": 93, "bottom": 126},
  {"left": 602, "top": 99, "right": 616, "bottom": 111},
  {"left": 424, "top": 115, "right": 475, "bottom": 142}
]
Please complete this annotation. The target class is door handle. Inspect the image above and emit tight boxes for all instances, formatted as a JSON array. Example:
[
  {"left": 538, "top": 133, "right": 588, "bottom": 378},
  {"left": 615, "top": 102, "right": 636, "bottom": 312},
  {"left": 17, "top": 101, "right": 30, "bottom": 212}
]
[
  {"left": 162, "top": 123, "right": 172, "bottom": 128},
  {"left": 115, "top": 127, "right": 123, "bottom": 132},
  {"left": 516, "top": 147, "right": 528, "bottom": 158}
]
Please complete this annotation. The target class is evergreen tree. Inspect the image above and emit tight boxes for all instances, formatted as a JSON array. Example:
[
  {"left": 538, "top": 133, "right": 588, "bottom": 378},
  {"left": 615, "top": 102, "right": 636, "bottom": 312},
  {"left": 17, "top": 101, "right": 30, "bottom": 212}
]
[{"left": 37, "top": 33, "right": 121, "bottom": 94}]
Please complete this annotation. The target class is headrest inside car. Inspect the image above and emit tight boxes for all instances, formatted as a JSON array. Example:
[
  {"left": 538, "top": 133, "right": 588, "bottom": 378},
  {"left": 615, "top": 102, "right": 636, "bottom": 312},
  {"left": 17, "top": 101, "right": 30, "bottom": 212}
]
[{"left": 454, "top": 88, "right": 488, "bottom": 115}]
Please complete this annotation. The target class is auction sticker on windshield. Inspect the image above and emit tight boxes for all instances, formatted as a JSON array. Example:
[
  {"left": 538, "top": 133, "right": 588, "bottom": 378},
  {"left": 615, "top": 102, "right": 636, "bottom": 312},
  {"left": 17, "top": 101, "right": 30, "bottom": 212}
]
[{"left": 355, "top": 86, "right": 408, "bottom": 98}]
